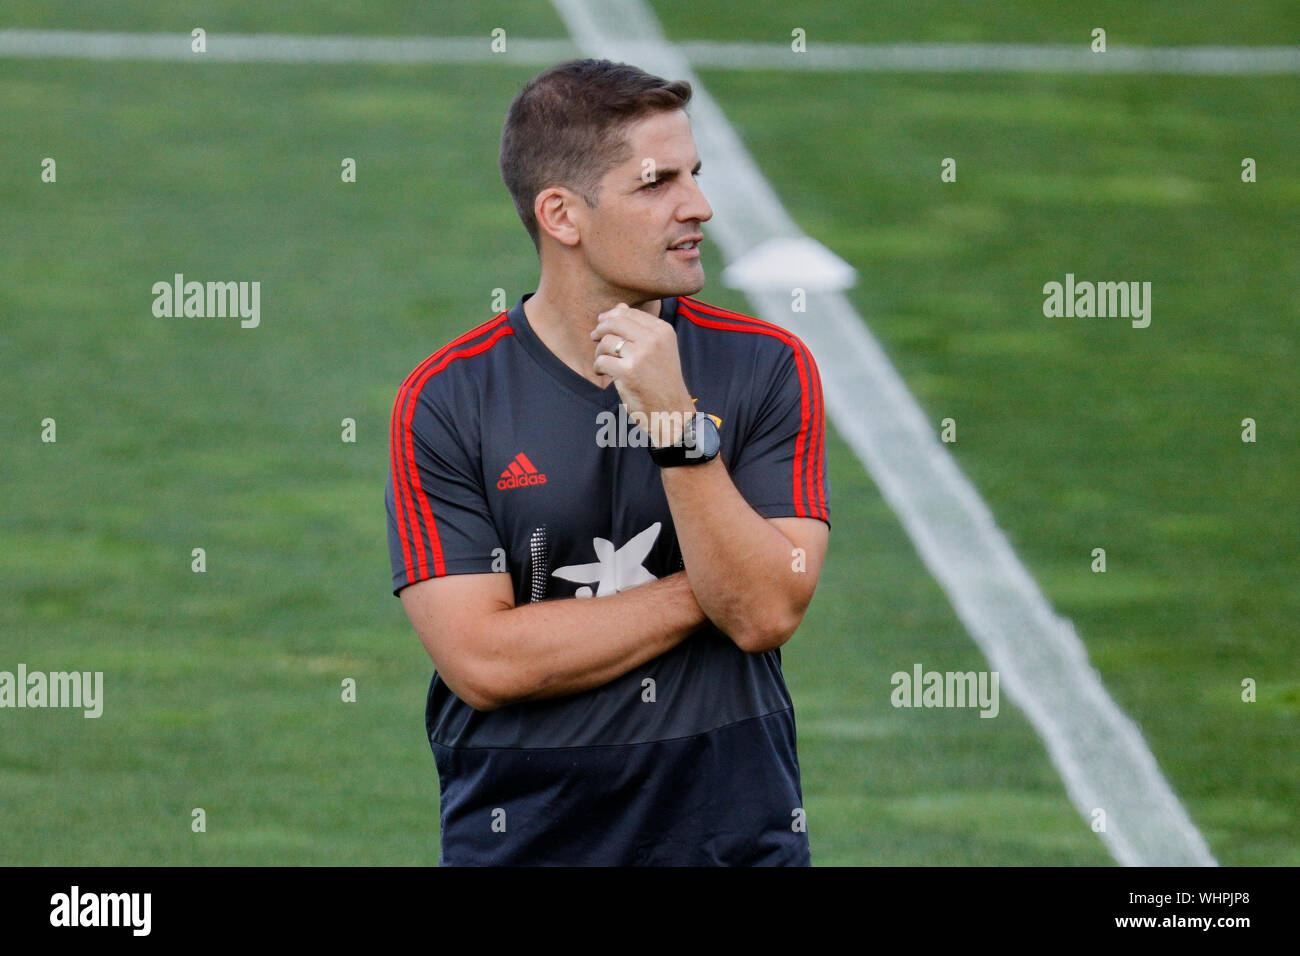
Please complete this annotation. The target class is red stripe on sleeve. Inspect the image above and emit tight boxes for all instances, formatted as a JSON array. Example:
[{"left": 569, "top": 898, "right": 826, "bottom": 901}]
[
  {"left": 390, "top": 315, "right": 510, "bottom": 584},
  {"left": 399, "top": 324, "right": 515, "bottom": 579},
  {"left": 804, "top": 345, "right": 827, "bottom": 520},
  {"left": 681, "top": 297, "right": 828, "bottom": 520},
  {"left": 677, "top": 302, "right": 817, "bottom": 518}
]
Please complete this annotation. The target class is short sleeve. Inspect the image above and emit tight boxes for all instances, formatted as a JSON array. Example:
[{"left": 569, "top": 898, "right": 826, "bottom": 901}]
[
  {"left": 387, "top": 380, "right": 503, "bottom": 595},
  {"left": 727, "top": 336, "right": 830, "bottom": 528}
]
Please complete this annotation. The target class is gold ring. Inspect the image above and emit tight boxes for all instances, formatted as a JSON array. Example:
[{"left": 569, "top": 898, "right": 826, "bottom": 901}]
[{"left": 614, "top": 338, "right": 626, "bottom": 357}]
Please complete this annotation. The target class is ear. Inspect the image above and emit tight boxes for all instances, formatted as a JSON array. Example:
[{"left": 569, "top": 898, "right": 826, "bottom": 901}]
[{"left": 534, "top": 186, "right": 584, "bottom": 248}]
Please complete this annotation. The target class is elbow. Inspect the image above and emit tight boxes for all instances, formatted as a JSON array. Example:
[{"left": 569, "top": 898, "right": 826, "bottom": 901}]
[
  {"left": 439, "top": 661, "right": 520, "bottom": 713},
  {"left": 458, "top": 686, "right": 505, "bottom": 713},
  {"left": 422, "top": 622, "right": 529, "bottom": 713},
  {"left": 442, "top": 645, "right": 564, "bottom": 711},
  {"left": 732, "top": 611, "right": 801, "bottom": 655},
  {"left": 732, "top": 589, "right": 815, "bottom": 653},
  {"left": 735, "top": 629, "right": 793, "bottom": 655},
  {"left": 441, "top": 674, "right": 499, "bottom": 712},
  {"left": 722, "top": 576, "right": 817, "bottom": 653}
]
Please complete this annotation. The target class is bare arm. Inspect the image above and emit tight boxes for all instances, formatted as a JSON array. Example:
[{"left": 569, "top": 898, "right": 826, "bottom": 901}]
[
  {"left": 400, "top": 569, "right": 706, "bottom": 712},
  {"left": 587, "top": 303, "right": 829, "bottom": 656},
  {"left": 661, "top": 455, "right": 829, "bottom": 653}
]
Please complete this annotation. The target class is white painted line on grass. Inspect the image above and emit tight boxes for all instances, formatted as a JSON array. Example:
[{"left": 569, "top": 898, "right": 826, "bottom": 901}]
[
  {"left": 552, "top": 0, "right": 1218, "bottom": 866},
  {"left": 0, "top": 29, "right": 577, "bottom": 64},
  {"left": 681, "top": 40, "right": 1300, "bottom": 75},
  {"left": 1, "top": 28, "right": 1296, "bottom": 75}
]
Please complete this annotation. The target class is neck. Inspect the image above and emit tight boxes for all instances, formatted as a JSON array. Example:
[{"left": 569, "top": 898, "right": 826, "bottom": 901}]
[{"left": 523, "top": 272, "right": 663, "bottom": 387}]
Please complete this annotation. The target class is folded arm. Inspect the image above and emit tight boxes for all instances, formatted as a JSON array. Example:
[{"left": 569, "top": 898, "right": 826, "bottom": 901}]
[{"left": 400, "top": 569, "right": 705, "bottom": 711}]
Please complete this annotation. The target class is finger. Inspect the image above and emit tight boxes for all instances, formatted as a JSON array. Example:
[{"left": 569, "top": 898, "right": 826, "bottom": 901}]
[
  {"left": 591, "top": 310, "right": 637, "bottom": 337},
  {"left": 593, "top": 303, "right": 653, "bottom": 336},
  {"left": 594, "top": 334, "right": 630, "bottom": 360},
  {"left": 592, "top": 328, "right": 630, "bottom": 356},
  {"left": 593, "top": 303, "right": 627, "bottom": 329},
  {"left": 592, "top": 353, "right": 627, "bottom": 378}
]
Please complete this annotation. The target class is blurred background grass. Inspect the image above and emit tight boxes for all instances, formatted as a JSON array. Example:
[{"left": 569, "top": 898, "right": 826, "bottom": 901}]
[{"left": 1, "top": 2, "right": 1296, "bottom": 864}]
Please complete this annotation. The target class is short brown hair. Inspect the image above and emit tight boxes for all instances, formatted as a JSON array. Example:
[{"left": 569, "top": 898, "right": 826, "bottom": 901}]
[{"left": 500, "top": 59, "right": 692, "bottom": 252}]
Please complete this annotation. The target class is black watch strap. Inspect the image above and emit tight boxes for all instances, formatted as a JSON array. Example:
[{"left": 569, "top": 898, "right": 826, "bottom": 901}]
[{"left": 650, "top": 413, "right": 720, "bottom": 467}]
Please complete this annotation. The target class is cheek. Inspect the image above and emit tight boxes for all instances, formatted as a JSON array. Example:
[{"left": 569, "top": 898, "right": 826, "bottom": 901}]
[
  {"left": 590, "top": 210, "right": 661, "bottom": 269},
  {"left": 610, "top": 224, "right": 651, "bottom": 262}
]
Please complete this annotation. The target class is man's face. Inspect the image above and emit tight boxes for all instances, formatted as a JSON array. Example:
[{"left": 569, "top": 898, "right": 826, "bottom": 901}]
[{"left": 571, "top": 108, "right": 713, "bottom": 302}]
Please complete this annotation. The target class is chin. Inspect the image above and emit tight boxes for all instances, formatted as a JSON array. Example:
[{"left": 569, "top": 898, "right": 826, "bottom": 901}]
[
  {"left": 606, "top": 267, "right": 705, "bottom": 305},
  {"left": 680, "top": 274, "right": 707, "bottom": 297},
  {"left": 650, "top": 271, "right": 707, "bottom": 300}
]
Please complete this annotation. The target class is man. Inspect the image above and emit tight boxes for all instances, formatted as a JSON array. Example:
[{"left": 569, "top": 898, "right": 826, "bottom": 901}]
[{"left": 386, "top": 58, "right": 829, "bottom": 865}]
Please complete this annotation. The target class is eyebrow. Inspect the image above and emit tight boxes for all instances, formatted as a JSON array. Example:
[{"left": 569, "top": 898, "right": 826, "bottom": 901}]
[{"left": 638, "top": 158, "right": 703, "bottom": 185}]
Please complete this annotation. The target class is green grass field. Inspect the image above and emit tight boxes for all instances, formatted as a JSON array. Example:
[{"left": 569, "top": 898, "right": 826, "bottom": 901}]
[{"left": 1, "top": 2, "right": 1296, "bottom": 865}]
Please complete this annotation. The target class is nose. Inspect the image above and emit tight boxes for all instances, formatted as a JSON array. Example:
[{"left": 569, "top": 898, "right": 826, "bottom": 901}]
[{"left": 681, "top": 175, "right": 713, "bottom": 225}]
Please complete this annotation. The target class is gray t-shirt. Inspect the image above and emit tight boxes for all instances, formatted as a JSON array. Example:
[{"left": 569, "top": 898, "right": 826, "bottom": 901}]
[{"left": 386, "top": 291, "right": 829, "bottom": 865}]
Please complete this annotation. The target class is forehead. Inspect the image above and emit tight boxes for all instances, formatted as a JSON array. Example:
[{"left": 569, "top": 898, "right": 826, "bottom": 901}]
[{"left": 614, "top": 109, "right": 698, "bottom": 167}]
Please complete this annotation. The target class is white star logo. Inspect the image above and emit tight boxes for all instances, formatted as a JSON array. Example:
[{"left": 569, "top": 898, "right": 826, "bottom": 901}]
[{"left": 552, "top": 522, "right": 662, "bottom": 598}]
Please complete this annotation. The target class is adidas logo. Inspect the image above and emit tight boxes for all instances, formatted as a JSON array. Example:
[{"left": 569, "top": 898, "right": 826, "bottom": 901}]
[{"left": 497, "top": 452, "right": 548, "bottom": 490}]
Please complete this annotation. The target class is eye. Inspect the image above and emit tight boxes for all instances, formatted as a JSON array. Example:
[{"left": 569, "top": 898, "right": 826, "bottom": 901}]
[{"left": 643, "top": 179, "right": 662, "bottom": 190}]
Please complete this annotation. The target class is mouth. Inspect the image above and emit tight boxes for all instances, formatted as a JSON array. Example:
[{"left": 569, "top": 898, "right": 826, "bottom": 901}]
[{"left": 667, "top": 235, "right": 704, "bottom": 259}]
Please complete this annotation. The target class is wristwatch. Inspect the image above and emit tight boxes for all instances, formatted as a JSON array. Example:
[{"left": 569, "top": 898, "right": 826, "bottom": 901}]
[{"left": 650, "top": 412, "right": 721, "bottom": 467}]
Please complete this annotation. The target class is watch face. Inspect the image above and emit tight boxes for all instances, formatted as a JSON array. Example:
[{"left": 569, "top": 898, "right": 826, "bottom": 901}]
[{"left": 687, "top": 414, "right": 720, "bottom": 460}]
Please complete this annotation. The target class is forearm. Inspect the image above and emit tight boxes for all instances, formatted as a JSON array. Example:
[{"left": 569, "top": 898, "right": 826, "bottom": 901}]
[
  {"left": 474, "top": 570, "right": 705, "bottom": 709},
  {"left": 659, "top": 457, "right": 802, "bottom": 652}
]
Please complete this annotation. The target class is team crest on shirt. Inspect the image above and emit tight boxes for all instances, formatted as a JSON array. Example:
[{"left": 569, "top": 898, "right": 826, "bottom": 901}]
[{"left": 553, "top": 522, "right": 661, "bottom": 598}]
